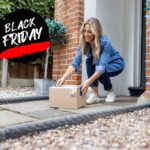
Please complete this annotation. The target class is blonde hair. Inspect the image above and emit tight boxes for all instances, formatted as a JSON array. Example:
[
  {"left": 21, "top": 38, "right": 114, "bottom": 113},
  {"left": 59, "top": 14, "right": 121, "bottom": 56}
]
[{"left": 79, "top": 17, "right": 103, "bottom": 59}]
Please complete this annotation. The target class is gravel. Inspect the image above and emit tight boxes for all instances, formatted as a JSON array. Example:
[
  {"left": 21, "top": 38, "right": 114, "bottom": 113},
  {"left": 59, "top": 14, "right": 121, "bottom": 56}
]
[
  {"left": 0, "top": 86, "right": 36, "bottom": 99},
  {"left": 1, "top": 108, "right": 150, "bottom": 150}
]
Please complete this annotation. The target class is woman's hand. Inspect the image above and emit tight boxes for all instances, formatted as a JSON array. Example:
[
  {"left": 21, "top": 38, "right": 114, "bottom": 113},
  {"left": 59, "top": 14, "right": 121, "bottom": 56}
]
[
  {"left": 81, "top": 72, "right": 100, "bottom": 96},
  {"left": 56, "top": 77, "right": 65, "bottom": 86},
  {"left": 56, "top": 66, "right": 76, "bottom": 86},
  {"left": 81, "top": 79, "right": 91, "bottom": 96}
]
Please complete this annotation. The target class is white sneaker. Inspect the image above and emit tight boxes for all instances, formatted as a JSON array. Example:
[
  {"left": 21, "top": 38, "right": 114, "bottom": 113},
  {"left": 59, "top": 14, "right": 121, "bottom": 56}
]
[
  {"left": 86, "top": 93, "right": 100, "bottom": 104},
  {"left": 105, "top": 92, "right": 116, "bottom": 102}
]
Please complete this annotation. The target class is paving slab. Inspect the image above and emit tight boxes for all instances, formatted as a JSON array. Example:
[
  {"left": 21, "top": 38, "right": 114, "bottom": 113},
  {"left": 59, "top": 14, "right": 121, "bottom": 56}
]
[
  {"left": 0, "top": 143, "right": 4, "bottom": 150},
  {"left": 99, "top": 96, "right": 137, "bottom": 100},
  {"left": 0, "top": 96, "right": 138, "bottom": 128},
  {"left": 0, "top": 107, "right": 4, "bottom": 110},
  {"left": 0, "top": 110, "right": 37, "bottom": 127},
  {"left": 115, "top": 96, "right": 137, "bottom": 101},
  {"left": 97, "top": 97, "right": 137, "bottom": 106},
  {"left": 0, "top": 101, "right": 50, "bottom": 113},
  {"left": 26, "top": 109, "right": 76, "bottom": 120},
  {"left": 60, "top": 103, "right": 124, "bottom": 114},
  {"left": 104, "top": 101, "right": 137, "bottom": 106}
]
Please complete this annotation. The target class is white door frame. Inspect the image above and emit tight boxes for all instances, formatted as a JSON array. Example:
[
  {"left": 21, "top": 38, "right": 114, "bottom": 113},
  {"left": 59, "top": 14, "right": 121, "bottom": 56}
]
[{"left": 83, "top": 0, "right": 142, "bottom": 96}]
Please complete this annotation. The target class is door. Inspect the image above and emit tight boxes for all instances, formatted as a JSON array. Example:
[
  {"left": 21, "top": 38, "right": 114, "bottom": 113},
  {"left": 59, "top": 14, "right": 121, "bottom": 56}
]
[{"left": 83, "top": 0, "right": 142, "bottom": 96}]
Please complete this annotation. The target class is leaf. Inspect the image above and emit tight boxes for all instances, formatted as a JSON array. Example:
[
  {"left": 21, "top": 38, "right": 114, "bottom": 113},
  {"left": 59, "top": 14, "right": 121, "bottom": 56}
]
[{"left": 45, "top": 18, "right": 67, "bottom": 55}]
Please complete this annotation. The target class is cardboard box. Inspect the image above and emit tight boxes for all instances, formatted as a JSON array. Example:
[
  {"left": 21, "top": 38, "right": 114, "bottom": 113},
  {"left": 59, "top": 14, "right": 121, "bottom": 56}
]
[{"left": 49, "top": 85, "right": 86, "bottom": 109}]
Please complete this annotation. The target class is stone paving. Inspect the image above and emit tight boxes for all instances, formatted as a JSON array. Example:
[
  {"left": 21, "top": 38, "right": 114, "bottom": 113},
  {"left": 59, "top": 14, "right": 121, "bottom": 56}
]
[
  {"left": 0, "top": 110, "right": 37, "bottom": 127},
  {"left": 0, "top": 96, "right": 138, "bottom": 128}
]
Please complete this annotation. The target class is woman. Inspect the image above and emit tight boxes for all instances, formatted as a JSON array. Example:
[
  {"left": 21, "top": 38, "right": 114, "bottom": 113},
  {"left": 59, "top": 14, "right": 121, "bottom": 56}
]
[{"left": 57, "top": 17, "right": 125, "bottom": 104}]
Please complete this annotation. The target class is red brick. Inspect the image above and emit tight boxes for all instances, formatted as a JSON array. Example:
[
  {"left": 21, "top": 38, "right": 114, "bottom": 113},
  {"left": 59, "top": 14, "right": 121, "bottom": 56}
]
[
  {"left": 146, "top": 30, "right": 150, "bottom": 37},
  {"left": 146, "top": 76, "right": 150, "bottom": 82},
  {"left": 65, "top": 80, "right": 81, "bottom": 85},
  {"left": 146, "top": 53, "right": 150, "bottom": 60},
  {"left": 146, "top": 69, "right": 150, "bottom": 76},
  {"left": 146, "top": 61, "right": 150, "bottom": 69},
  {"left": 66, "top": 59, "right": 72, "bottom": 64},
  {"left": 72, "top": 74, "right": 81, "bottom": 80},
  {"left": 146, "top": 39, "right": 150, "bottom": 45},
  {"left": 54, "top": 0, "right": 84, "bottom": 84},
  {"left": 146, "top": 83, "right": 150, "bottom": 91},
  {"left": 146, "top": 46, "right": 150, "bottom": 52},
  {"left": 146, "top": 24, "right": 150, "bottom": 30}
]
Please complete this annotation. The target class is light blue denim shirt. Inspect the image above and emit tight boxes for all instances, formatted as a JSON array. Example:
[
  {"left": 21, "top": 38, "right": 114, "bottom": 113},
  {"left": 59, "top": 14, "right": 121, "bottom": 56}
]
[{"left": 71, "top": 36, "right": 125, "bottom": 74}]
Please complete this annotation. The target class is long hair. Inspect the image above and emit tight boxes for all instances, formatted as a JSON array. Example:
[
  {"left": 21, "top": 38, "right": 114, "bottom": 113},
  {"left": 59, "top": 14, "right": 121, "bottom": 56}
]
[{"left": 79, "top": 17, "right": 103, "bottom": 59}]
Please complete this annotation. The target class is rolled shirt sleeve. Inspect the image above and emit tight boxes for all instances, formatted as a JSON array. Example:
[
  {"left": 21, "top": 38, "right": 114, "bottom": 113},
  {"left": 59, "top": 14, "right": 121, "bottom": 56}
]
[
  {"left": 70, "top": 45, "right": 81, "bottom": 73},
  {"left": 95, "top": 39, "right": 111, "bottom": 74}
]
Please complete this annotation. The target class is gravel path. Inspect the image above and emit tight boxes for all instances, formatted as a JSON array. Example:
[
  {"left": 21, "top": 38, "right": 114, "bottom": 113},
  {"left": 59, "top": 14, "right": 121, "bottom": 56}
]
[
  {"left": 2, "top": 108, "right": 150, "bottom": 150},
  {"left": 0, "top": 86, "right": 36, "bottom": 99}
]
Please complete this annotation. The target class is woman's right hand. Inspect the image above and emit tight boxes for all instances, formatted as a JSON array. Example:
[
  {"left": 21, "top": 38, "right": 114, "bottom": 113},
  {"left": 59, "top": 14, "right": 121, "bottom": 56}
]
[
  {"left": 56, "top": 77, "right": 65, "bottom": 86},
  {"left": 56, "top": 66, "right": 75, "bottom": 86}
]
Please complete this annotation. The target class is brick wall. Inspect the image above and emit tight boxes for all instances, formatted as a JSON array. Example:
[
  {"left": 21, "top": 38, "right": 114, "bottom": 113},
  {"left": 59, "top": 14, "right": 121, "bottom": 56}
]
[
  {"left": 146, "top": 8, "right": 150, "bottom": 90},
  {"left": 53, "top": 0, "right": 84, "bottom": 85},
  {"left": 138, "top": 1, "right": 150, "bottom": 101}
]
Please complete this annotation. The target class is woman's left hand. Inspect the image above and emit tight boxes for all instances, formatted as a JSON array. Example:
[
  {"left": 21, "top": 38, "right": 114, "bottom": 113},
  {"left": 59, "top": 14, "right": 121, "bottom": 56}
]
[{"left": 81, "top": 79, "right": 91, "bottom": 96}]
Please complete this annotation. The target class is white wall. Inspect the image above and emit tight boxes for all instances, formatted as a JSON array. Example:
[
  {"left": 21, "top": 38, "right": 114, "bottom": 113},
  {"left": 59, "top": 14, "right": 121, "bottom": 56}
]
[
  {"left": 84, "top": 0, "right": 97, "bottom": 19},
  {"left": 83, "top": 0, "right": 142, "bottom": 96}
]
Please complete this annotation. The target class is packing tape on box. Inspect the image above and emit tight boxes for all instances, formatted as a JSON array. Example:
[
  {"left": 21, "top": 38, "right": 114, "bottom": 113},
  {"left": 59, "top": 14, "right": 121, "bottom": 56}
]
[{"left": 69, "top": 89, "right": 77, "bottom": 97}]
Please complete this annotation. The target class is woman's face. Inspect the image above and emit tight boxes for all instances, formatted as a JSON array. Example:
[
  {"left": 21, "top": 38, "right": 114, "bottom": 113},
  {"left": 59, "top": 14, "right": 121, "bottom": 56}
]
[{"left": 84, "top": 24, "right": 94, "bottom": 44}]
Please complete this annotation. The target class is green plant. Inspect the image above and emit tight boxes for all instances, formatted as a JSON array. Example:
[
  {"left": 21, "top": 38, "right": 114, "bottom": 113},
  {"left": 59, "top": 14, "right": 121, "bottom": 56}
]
[
  {"left": 45, "top": 18, "right": 67, "bottom": 55},
  {"left": 0, "top": 0, "right": 54, "bottom": 19},
  {"left": 11, "top": 0, "right": 54, "bottom": 19},
  {"left": 0, "top": 0, "right": 13, "bottom": 19},
  {"left": 31, "top": 19, "right": 67, "bottom": 66},
  {"left": 43, "top": 19, "right": 67, "bottom": 79},
  {"left": 0, "top": 0, "right": 67, "bottom": 79},
  {"left": 145, "top": 0, "right": 150, "bottom": 11},
  {"left": 0, "top": 0, "right": 55, "bottom": 65}
]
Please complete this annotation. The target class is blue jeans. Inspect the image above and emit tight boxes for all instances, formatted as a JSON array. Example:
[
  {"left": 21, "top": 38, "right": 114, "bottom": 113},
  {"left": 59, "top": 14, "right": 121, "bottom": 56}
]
[{"left": 86, "top": 58, "right": 123, "bottom": 91}]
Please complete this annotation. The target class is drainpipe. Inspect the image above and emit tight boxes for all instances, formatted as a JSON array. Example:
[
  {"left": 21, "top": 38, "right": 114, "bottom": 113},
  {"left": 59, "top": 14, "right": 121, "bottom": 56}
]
[{"left": 1, "top": 59, "right": 8, "bottom": 88}]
